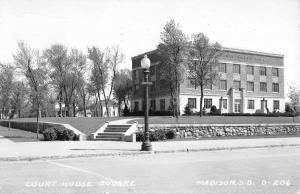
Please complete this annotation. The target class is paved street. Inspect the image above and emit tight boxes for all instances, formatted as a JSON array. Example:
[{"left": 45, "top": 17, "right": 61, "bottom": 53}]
[{"left": 0, "top": 146, "right": 299, "bottom": 194}]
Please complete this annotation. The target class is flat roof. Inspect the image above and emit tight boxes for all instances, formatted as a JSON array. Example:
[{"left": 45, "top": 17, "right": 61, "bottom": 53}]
[{"left": 131, "top": 47, "right": 284, "bottom": 60}]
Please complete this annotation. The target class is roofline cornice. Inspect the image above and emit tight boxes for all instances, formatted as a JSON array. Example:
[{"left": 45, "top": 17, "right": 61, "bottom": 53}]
[{"left": 131, "top": 47, "right": 284, "bottom": 61}]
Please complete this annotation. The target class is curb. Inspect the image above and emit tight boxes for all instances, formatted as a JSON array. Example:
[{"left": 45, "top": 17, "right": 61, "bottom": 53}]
[{"left": 0, "top": 143, "right": 299, "bottom": 162}]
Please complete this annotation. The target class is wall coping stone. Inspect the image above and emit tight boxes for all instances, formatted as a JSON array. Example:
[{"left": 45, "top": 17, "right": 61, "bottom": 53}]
[{"left": 138, "top": 123, "right": 300, "bottom": 128}]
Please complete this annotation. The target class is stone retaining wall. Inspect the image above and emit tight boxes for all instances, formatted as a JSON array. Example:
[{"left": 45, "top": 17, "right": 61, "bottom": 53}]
[{"left": 138, "top": 124, "right": 300, "bottom": 139}]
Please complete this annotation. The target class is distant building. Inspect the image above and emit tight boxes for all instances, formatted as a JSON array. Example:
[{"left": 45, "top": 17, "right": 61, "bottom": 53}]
[{"left": 131, "top": 47, "right": 285, "bottom": 114}]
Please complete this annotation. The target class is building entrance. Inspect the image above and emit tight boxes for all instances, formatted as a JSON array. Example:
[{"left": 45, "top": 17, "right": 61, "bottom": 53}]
[{"left": 234, "top": 99, "right": 241, "bottom": 113}]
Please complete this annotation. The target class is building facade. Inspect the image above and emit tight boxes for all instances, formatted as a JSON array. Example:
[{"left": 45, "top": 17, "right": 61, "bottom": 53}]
[{"left": 131, "top": 47, "right": 285, "bottom": 114}]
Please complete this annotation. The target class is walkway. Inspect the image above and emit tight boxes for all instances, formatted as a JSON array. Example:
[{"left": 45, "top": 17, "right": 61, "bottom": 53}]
[{"left": 0, "top": 125, "right": 299, "bottom": 161}]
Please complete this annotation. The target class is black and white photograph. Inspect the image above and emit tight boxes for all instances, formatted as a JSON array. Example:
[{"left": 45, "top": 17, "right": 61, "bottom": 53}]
[{"left": 0, "top": 0, "right": 299, "bottom": 193}]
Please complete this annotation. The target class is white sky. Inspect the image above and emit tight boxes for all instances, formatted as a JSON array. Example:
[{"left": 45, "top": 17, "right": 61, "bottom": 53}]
[{"left": 0, "top": 0, "right": 299, "bottom": 95}]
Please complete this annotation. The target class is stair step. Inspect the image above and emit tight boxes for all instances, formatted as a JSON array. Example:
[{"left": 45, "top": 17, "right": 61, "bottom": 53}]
[
  {"left": 105, "top": 127, "right": 129, "bottom": 130},
  {"left": 107, "top": 125, "right": 131, "bottom": 127},
  {"left": 104, "top": 129, "right": 128, "bottom": 133},
  {"left": 96, "top": 134, "right": 123, "bottom": 138},
  {"left": 93, "top": 137, "right": 122, "bottom": 141},
  {"left": 98, "top": 132, "right": 124, "bottom": 135}
]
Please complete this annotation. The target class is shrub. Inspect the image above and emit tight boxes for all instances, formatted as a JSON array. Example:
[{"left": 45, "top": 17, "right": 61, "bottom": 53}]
[
  {"left": 166, "top": 130, "right": 175, "bottom": 139},
  {"left": 184, "top": 104, "right": 192, "bottom": 116},
  {"left": 136, "top": 129, "right": 176, "bottom": 142},
  {"left": 151, "top": 129, "right": 166, "bottom": 141},
  {"left": 210, "top": 105, "right": 220, "bottom": 115},
  {"left": 123, "top": 105, "right": 130, "bottom": 116},
  {"left": 43, "top": 128, "right": 57, "bottom": 141},
  {"left": 136, "top": 131, "right": 145, "bottom": 142},
  {"left": 42, "top": 126, "right": 78, "bottom": 141},
  {"left": 151, "top": 111, "right": 173, "bottom": 116}
]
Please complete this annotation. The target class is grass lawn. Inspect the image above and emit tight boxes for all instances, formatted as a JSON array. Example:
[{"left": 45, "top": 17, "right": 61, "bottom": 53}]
[
  {"left": 130, "top": 115, "right": 300, "bottom": 125},
  {"left": 0, "top": 125, "right": 43, "bottom": 142},
  {"left": 11, "top": 117, "right": 125, "bottom": 135}
]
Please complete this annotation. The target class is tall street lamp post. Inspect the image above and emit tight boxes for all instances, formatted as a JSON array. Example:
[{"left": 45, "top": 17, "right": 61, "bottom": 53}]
[{"left": 141, "top": 55, "right": 152, "bottom": 151}]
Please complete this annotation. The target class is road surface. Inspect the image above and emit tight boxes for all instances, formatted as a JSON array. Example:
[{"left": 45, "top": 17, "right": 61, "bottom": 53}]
[{"left": 0, "top": 146, "right": 299, "bottom": 194}]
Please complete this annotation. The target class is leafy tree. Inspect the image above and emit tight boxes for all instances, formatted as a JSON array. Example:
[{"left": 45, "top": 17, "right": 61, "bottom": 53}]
[
  {"left": 10, "top": 81, "right": 28, "bottom": 118},
  {"left": 113, "top": 69, "right": 132, "bottom": 116},
  {"left": 158, "top": 19, "right": 188, "bottom": 117},
  {"left": 187, "top": 33, "right": 222, "bottom": 117},
  {"left": 44, "top": 45, "right": 86, "bottom": 117},
  {"left": 287, "top": 83, "right": 300, "bottom": 111},
  {"left": 0, "top": 63, "right": 14, "bottom": 119},
  {"left": 13, "top": 41, "right": 48, "bottom": 139},
  {"left": 44, "top": 44, "right": 69, "bottom": 116}
]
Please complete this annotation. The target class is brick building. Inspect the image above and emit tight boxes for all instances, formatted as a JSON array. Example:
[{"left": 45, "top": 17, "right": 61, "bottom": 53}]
[{"left": 131, "top": 47, "right": 285, "bottom": 114}]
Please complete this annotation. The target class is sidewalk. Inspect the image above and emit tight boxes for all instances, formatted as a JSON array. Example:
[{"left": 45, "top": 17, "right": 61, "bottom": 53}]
[{"left": 1, "top": 131, "right": 300, "bottom": 161}]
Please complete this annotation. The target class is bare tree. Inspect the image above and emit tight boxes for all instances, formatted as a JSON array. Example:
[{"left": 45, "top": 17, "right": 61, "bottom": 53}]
[
  {"left": 88, "top": 46, "right": 124, "bottom": 117},
  {"left": 187, "top": 33, "right": 222, "bottom": 117},
  {"left": 13, "top": 41, "right": 48, "bottom": 139},
  {"left": 158, "top": 19, "right": 188, "bottom": 117}
]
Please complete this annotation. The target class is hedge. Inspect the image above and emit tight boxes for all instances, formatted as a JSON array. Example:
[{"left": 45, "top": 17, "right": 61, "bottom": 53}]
[{"left": 43, "top": 126, "right": 79, "bottom": 141}]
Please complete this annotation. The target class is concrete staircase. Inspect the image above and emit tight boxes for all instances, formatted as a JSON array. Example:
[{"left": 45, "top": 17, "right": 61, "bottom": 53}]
[{"left": 94, "top": 124, "right": 132, "bottom": 141}]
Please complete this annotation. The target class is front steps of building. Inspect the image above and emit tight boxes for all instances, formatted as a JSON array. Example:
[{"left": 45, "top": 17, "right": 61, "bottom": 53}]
[
  {"left": 90, "top": 121, "right": 138, "bottom": 142},
  {"left": 94, "top": 125, "right": 131, "bottom": 141}
]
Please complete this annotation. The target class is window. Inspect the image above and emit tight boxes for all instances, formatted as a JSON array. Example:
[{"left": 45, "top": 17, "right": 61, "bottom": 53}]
[
  {"left": 151, "top": 81, "right": 156, "bottom": 92},
  {"left": 272, "top": 83, "right": 279, "bottom": 93},
  {"left": 273, "top": 100, "right": 280, "bottom": 110},
  {"left": 142, "top": 101, "right": 145, "bottom": 111},
  {"left": 221, "top": 99, "right": 227, "bottom": 109},
  {"left": 234, "top": 99, "right": 241, "bottom": 113},
  {"left": 233, "top": 64, "right": 240, "bottom": 74},
  {"left": 260, "top": 67, "right": 267, "bottom": 76},
  {"left": 247, "top": 65, "right": 254, "bottom": 75},
  {"left": 204, "top": 80, "right": 212, "bottom": 90},
  {"left": 188, "top": 78, "right": 196, "bottom": 88},
  {"left": 188, "top": 98, "right": 197, "bottom": 109},
  {"left": 160, "top": 99, "right": 165, "bottom": 111},
  {"left": 134, "top": 101, "right": 139, "bottom": 111},
  {"left": 272, "top": 68, "right": 279, "bottom": 77},
  {"left": 219, "top": 63, "right": 227, "bottom": 73},
  {"left": 159, "top": 80, "right": 165, "bottom": 90},
  {"left": 135, "top": 70, "right": 139, "bottom": 80},
  {"left": 247, "top": 100, "right": 255, "bottom": 109},
  {"left": 260, "top": 82, "right": 267, "bottom": 92},
  {"left": 204, "top": 98, "right": 212, "bottom": 109},
  {"left": 247, "top": 81, "right": 254, "bottom": 92},
  {"left": 233, "top": 81, "right": 241, "bottom": 90},
  {"left": 219, "top": 80, "right": 227, "bottom": 90},
  {"left": 150, "top": 100, "right": 156, "bottom": 110}
]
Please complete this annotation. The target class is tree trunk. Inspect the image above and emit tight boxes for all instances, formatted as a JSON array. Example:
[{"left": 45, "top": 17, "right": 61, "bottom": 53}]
[
  {"left": 118, "top": 98, "right": 121, "bottom": 116},
  {"left": 83, "top": 100, "right": 86, "bottom": 117},
  {"left": 95, "top": 98, "right": 98, "bottom": 117},
  {"left": 104, "top": 101, "right": 109, "bottom": 117},
  {"left": 73, "top": 100, "right": 76, "bottom": 117},
  {"left": 200, "top": 86, "right": 204, "bottom": 117},
  {"left": 177, "top": 82, "right": 180, "bottom": 118},
  {"left": 36, "top": 100, "right": 39, "bottom": 140}
]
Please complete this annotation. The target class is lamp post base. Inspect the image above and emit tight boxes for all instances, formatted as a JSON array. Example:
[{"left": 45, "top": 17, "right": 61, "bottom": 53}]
[{"left": 141, "top": 141, "right": 152, "bottom": 151}]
